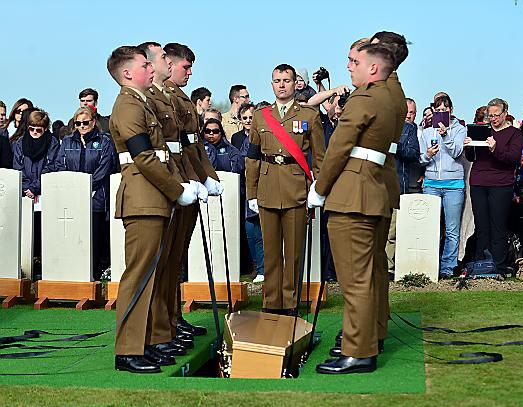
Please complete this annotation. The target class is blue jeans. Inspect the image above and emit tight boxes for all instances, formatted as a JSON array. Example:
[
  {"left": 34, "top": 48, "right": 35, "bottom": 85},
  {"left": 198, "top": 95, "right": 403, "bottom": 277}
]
[
  {"left": 246, "top": 216, "right": 264, "bottom": 275},
  {"left": 423, "top": 186, "right": 465, "bottom": 276}
]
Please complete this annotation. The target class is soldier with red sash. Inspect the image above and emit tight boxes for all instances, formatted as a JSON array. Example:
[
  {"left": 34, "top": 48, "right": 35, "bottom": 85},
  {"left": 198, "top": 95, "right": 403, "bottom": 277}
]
[{"left": 245, "top": 63, "right": 325, "bottom": 315}]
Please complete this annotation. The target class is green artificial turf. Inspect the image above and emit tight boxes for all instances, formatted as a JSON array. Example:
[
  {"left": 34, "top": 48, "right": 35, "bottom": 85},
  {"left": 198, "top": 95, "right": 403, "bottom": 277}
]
[
  {"left": 1, "top": 290, "right": 523, "bottom": 407},
  {"left": 0, "top": 306, "right": 425, "bottom": 394}
]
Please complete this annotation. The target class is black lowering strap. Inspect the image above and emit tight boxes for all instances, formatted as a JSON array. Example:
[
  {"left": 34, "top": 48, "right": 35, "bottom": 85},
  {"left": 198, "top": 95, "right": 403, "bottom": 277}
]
[
  {"left": 0, "top": 330, "right": 109, "bottom": 345},
  {"left": 219, "top": 195, "right": 233, "bottom": 315},
  {"left": 198, "top": 203, "right": 221, "bottom": 339}
]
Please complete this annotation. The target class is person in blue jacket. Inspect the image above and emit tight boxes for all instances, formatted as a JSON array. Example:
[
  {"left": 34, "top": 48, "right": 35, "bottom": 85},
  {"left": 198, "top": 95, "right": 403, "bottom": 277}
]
[
  {"left": 202, "top": 118, "right": 243, "bottom": 173},
  {"left": 56, "top": 106, "right": 117, "bottom": 280},
  {"left": 12, "top": 109, "right": 60, "bottom": 278}
]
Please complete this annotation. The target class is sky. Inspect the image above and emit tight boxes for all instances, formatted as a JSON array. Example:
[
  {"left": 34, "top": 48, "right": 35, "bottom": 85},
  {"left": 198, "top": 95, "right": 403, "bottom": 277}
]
[{"left": 1, "top": 0, "right": 522, "bottom": 125}]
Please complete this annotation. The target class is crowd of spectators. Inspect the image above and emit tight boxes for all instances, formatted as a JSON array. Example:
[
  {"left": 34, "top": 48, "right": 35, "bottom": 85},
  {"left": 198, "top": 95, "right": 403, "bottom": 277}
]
[{"left": 2, "top": 70, "right": 523, "bottom": 282}]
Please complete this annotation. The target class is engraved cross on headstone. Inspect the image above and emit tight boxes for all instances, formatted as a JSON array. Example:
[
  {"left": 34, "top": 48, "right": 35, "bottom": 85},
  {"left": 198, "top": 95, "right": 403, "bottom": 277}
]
[
  {"left": 407, "top": 237, "right": 428, "bottom": 273},
  {"left": 57, "top": 207, "right": 74, "bottom": 238}
]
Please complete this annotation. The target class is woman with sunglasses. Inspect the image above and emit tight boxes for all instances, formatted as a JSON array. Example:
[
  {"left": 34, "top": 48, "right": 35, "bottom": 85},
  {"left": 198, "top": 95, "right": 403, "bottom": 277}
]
[
  {"left": 56, "top": 107, "right": 117, "bottom": 280},
  {"left": 12, "top": 109, "right": 59, "bottom": 278},
  {"left": 464, "top": 98, "right": 523, "bottom": 276},
  {"left": 3, "top": 98, "right": 33, "bottom": 141},
  {"left": 202, "top": 118, "right": 243, "bottom": 173}
]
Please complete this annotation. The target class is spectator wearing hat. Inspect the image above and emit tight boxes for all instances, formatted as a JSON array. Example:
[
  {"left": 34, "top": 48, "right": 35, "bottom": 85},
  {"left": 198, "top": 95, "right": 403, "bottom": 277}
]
[{"left": 294, "top": 68, "right": 316, "bottom": 101}]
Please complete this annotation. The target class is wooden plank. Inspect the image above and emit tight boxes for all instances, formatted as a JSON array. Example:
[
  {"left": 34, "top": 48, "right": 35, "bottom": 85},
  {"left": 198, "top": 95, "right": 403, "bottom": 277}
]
[{"left": 36, "top": 281, "right": 101, "bottom": 301}]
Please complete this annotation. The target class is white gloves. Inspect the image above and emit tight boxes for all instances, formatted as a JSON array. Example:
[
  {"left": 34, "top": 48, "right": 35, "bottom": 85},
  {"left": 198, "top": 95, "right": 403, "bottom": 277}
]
[
  {"left": 190, "top": 180, "right": 208, "bottom": 203},
  {"left": 307, "top": 181, "right": 326, "bottom": 209},
  {"left": 248, "top": 199, "right": 259, "bottom": 214},
  {"left": 177, "top": 182, "right": 198, "bottom": 206},
  {"left": 204, "top": 177, "right": 224, "bottom": 196}
]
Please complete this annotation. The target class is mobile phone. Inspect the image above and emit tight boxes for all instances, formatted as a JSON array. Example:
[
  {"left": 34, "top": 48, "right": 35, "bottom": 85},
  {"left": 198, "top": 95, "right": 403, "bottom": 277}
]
[{"left": 432, "top": 111, "right": 450, "bottom": 128}]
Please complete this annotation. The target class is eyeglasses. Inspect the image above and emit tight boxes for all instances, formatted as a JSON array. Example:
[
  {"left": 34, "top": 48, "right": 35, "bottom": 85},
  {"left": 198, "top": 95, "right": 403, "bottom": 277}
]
[
  {"left": 238, "top": 94, "right": 250, "bottom": 99},
  {"left": 74, "top": 120, "right": 92, "bottom": 127},
  {"left": 487, "top": 112, "right": 505, "bottom": 119},
  {"left": 15, "top": 109, "right": 24, "bottom": 114},
  {"left": 28, "top": 126, "right": 44, "bottom": 134},
  {"left": 241, "top": 115, "right": 253, "bottom": 120},
  {"left": 204, "top": 128, "right": 221, "bottom": 135}
]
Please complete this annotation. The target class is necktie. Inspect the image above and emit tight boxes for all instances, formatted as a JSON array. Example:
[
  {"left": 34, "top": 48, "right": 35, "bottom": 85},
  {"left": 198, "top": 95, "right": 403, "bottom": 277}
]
[{"left": 280, "top": 105, "right": 286, "bottom": 119}]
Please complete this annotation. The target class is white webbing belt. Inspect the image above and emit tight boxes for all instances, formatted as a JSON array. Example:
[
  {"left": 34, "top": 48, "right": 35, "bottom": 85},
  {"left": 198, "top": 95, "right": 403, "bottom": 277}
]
[
  {"left": 388, "top": 142, "right": 398, "bottom": 154},
  {"left": 166, "top": 141, "right": 182, "bottom": 154},
  {"left": 119, "top": 150, "right": 167, "bottom": 165},
  {"left": 349, "top": 146, "right": 386, "bottom": 166},
  {"left": 187, "top": 133, "right": 196, "bottom": 143}
]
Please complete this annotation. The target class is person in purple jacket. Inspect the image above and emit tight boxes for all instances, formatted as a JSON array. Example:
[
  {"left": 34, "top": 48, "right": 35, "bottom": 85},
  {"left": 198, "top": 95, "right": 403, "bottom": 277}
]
[
  {"left": 12, "top": 109, "right": 59, "bottom": 277},
  {"left": 464, "top": 98, "right": 523, "bottom": 275},
  {"left": 56, "top": 106, "right": 117, "bottom": 280}
]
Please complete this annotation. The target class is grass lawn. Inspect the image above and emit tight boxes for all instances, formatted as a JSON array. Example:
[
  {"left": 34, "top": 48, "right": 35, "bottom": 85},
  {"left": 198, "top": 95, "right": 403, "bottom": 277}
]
[{"left": 2, "top": 290, "right": 523, "bottom": 407}]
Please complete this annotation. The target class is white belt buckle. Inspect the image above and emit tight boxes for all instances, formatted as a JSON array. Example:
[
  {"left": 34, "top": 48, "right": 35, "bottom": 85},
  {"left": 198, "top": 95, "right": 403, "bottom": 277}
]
[
  {"left": 187, "top": 133, "right": 196, "bottom": 143},
  {"left": 275, "top": 155, "right": 284, "bottom": 165}
]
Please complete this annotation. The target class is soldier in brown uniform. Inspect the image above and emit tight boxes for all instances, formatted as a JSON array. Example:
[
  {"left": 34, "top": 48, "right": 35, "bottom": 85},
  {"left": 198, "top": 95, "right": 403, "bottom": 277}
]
[
  {"left": 163, "top": 43, "right": 223, "bottom": 337},
  {"left": 245, "top": 64, "right": 325, "bottom": 314},
  {"left": 107, "top": 46, "right": 198, "bottom": 373},
  {"left": 308, "top": 43, "right": 397, "bottom": 374},
  {"left": 370, "top": 32, "right": 409, "bottom": 353},
  {"left": 137, "top": 41, "right": 207, "bottom": 353}
]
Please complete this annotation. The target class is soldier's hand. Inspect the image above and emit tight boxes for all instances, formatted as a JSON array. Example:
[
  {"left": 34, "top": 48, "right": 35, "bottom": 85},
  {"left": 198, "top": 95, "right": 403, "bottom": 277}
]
[
  {"left": 307, "top": 181, "right": 325, "bottom": 209},
  {"left": 177, "top": 183, "right": 198, "bottom": 206},
  {"left": 204, "top": 177, "right": 224, "bottom": 196},
  {"left": 248, "top": 199, "right": 259, "bottom": 214},
  {"left": 190, "top": 180, "right": 208, "bottom": 203}
]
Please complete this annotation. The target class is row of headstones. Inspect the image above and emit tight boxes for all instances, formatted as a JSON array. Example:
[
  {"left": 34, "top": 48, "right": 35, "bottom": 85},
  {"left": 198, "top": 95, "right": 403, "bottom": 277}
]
[
  {"left": 0, "top": 169, "right": 327, "bottom": 284},
  {"left": 0, "top": 168, "right": 439, "bottom": 284}
]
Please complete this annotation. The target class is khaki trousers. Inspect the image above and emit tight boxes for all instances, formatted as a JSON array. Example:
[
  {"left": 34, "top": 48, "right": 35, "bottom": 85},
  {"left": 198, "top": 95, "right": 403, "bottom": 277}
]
[
  {"left": 328, "top": 212, "right": 380, "bottom": 358},
  {"left": 115, "top": 215, "right": 172, "bottom": 355},
  {"left": 259, "top": 205, "right": 307, "bottom": 310},
  {"left": 375, "top": 214, "right": 392, "bottom": 341},
  {"left": 384, "top": 208, "right": 397, "bottom": 272}
]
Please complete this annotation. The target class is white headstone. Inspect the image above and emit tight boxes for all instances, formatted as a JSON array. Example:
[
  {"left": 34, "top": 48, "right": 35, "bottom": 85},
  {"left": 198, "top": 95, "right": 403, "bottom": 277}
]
[
  {"left": 395, "top": 193, "right": 441, "bottom": 282},
  {"left": 41, "top": 171, "right": 92, "bottom": 282},
  {"left": 188, "top": 171, "right": 240, "bottom": 283},
  {"left": 110, "top": 173, "right": 125, "bottom": 282},
  {"left": 21, "top": 197, "right": 34, "bottom": 279},
  {"left": 303, "top": 207, "right": 322, "bottom": 282},
  {"left": 0, "top": 169, "right": 21, "bottom": 278}
]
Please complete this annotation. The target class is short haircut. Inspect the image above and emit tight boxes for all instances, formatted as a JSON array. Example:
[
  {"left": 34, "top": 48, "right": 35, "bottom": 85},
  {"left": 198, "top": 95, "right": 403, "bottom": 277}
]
[
  {"left": 357, "top": 43, "right": 396, "bottom": 77},
  {"left": 228, "top": 85, "right": 247, "bottom": 103},
  {"left": 137, "top": 41, "right": 161, "bottom": 60},
  {"left": 487, "top": 98, "right": 508, "bottom": 113},
  {"left": 28, "top": 110, "right": 50, "bottom": 129},
  {"left": 255, "top": 101, "right": 271, "bottom": 110},
  {"left": 107, "top": 46, "right": 146, "bottom": 84},
  {"left": 434, "top": 95, "right": 453, "bottom": 110},
  {"left": 405, "top": 97, "right": 416, "bottom": 105},
  {"left": 238, "top": 102, "right": 255, "bottom": 119},
  {"left": 203, "top": 107, "right": 222, "bottom": 121},
  {"left": 191, "top": 87, "right": 212, "bottom": 104},
  {"left": 273, "top": 64, "right": 296, "bottom": 81},
  {"left": 370, "top": 31, "right": 408, "bottom": 69},
  {"left": 163, "top": 43, "right": 195, "bottom": 63},
  {"left": 78, "top": 88, "right": 99, "bottom": 102},
  {"left": 350, "top": 38, "right": 369, "bottom": 50}
]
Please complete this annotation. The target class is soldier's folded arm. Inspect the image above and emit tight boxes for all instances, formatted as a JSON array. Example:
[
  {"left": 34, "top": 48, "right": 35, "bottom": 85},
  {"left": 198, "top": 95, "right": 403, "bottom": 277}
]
[
  {"left": 315, "top": 94, "right": 375, "bottom": 196},
  {"left": 114, "top": 103, "right": 184, "bottom": 202},
  {"left": 245, "top": 114, "right": 262, "bottom": 200}
]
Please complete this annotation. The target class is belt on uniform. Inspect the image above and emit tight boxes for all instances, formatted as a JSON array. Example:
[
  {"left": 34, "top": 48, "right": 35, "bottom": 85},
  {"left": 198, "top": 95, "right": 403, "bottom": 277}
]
[
  {"left": 262, "top": 154, "right": 296, "bottom": 165},
  {"left": 166, "top": 141, "right": 182, "bottom": 154},
  {"left": 180, "top": 132, "right": 197, "bottom": 147},
  {"left": 349, "top": 146, "right": 386, "bottom": 166},
  {"left": 389, "top": 142, "right": 398, "bottom": 154},
  {"left": 119, "top": 150, "right": 168, "bottom": 165}
]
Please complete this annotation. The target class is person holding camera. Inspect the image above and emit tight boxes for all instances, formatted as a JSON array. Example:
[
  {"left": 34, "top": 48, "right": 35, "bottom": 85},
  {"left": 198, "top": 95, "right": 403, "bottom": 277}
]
[
  {"left": 464, "top": 98, "right": 523, "bottom": 275},
  {"left": 419, "top": 94, "right": 467, "bottom": 279}
]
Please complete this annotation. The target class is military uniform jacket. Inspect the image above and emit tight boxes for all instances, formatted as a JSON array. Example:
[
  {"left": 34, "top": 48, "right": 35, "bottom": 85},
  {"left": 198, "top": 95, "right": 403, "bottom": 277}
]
[
  {"left": 164, "top": 81, "right": 218, "bottom": 182},
  {"left": 383, "top": 72, "right": 407, "bottom": 209},
  {"left": 146, "top": 85, "right": 198, "bottom": 182},
  {"left": 245, "top": 101, "right": 325, "bottom": 209},
  {"left": 315, "top": 81, "right": 397, "bottom": 217},
  {"left": 109, "top": 87, "right": 184, "bottom": 219}
]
